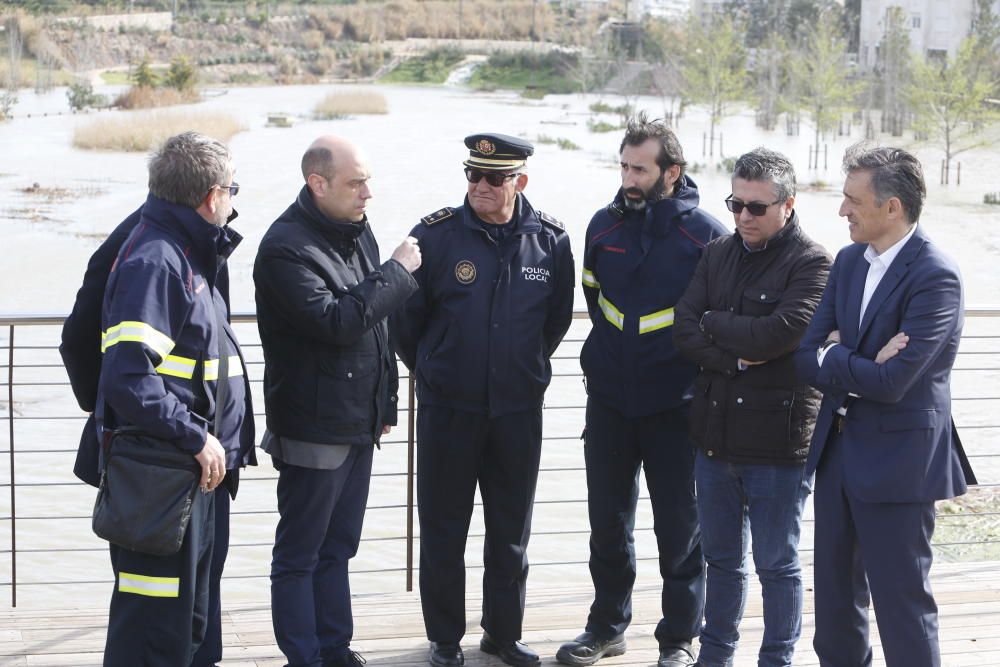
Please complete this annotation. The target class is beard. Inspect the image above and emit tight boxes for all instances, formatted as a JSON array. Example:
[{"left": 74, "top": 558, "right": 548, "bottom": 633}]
[{"left": 622, "top": 177, "right": 668, "bottom": 211}]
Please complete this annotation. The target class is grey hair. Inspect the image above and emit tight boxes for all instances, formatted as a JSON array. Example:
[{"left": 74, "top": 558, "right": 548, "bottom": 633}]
[
  {"left": 148, "top": 131, "right": 233, "bottom": 209},
  {"left": 302, "top": 145, "right": 335, "bottom": 182},
  {"left": 842, "top": 142, "right": 925, "bottom": 223},
  {"left": 733, "top": 147, "right": 796, "bottom": 202},
  {"left": 620, "top": 110, "right": 687, "bottom": 180}
]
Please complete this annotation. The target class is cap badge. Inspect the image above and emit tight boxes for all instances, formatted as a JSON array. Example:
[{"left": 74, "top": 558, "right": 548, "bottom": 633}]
[
  {"left": 476, "top": 139, "right": 496, "bottom": 155},
  {"left": 455, "top": 260, "right": 477, "bottom": 285}
]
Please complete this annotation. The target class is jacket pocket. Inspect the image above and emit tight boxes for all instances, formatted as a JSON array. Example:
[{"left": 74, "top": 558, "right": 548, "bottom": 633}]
[
  {"left": 741, "top": 286, "right": 783, "bottom": 316},
  {"left": 726, "top": 386, "right": 795, "bottom": 455},
  {"left": 880, "top": 409, "right": 938, "bottom": 432},
  {"left": 315, "top": 354, "right": 379, "bottom": 429}
]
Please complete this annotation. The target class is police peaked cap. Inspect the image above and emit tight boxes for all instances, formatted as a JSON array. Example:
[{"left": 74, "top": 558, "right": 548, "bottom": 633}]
[{"left": 463, "top": 133, "right": 534, "bottom": 172}]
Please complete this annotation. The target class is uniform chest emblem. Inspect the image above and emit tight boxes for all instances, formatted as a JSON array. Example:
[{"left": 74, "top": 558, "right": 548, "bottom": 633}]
[{"left": 455, "top": 260, "right": 477, "bottom": 284}]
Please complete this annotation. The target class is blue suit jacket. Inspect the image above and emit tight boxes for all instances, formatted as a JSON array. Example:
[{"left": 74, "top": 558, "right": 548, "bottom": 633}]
[{"left": 795, "top": 226, "right": 970, "bottom": 503}]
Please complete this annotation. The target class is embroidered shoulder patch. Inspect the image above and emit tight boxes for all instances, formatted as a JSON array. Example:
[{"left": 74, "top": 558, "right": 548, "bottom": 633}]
[{"left": 421, "top": 207, "right": 455, "bottom": 226}]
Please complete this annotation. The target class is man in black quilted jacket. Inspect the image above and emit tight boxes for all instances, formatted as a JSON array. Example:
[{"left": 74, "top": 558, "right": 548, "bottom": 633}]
[{"left": 254, "top": 135, "right": 421, "bottom": 667}]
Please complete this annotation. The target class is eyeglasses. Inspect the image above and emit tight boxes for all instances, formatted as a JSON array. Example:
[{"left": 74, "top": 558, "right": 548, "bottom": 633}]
[
  {"left": 725, "top": 195, "right": 781, "bottom": 217},
  {"left": 211, "top": 182, "right": 240, "bottom": 197},
  {"left": 465, "top": 169, "right": 518, "bottom": 187}
]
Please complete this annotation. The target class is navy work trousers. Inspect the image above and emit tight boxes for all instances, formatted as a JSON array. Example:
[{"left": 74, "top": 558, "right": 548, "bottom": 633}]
[
  {"left": 192, "top": 485, "right": 231, "bottom": 667},
  {"left": 103, "top": 486, "right": 215, "bottom": 667},
  {"left": 583, "top": 398, "right": 705, "bottom": 650},
  {"left": 270, "top": 445, "right": 374, "bottom": 667},
  {"left": 417, "top": 404, "right": 543, "bottom": 643}
]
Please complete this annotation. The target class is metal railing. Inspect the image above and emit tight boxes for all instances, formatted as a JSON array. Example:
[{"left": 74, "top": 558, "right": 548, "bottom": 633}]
[{"left": 1, "top": 309, "right": 998, "bottom": 608}]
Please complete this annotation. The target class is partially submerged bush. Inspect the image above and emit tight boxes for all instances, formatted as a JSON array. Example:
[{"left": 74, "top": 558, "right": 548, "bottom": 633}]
[
  {"left": 73, "top": 111, "right": 245, "bottom": 152},
  {"left": 115, "top": 85, "right": 200, "bottom": 110},
  {"left": 313, "top": 90, "right": 388, "bottom": 119}
]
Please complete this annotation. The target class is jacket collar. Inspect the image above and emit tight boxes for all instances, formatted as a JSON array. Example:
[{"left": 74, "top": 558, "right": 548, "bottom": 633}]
[
  {"left": 609, "top": 174, "right": 701, "bottom": 228},
  {"left": 140, "top": 193, "right": 239, "bottom": 277},
  {"left": 460, "top": 193, "right": 542, "bottom": 235},
  {"left": 294, "top": 185, "right": 369, "bottom": 244},
  {"left": 735, "top": 210, "right": 801, "bottom": 253}
]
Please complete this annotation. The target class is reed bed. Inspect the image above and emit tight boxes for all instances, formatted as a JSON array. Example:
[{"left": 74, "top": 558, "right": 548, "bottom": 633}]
[
  {"left": 73, "top": 111, "right": 245, "bottom": 152},
  {"left": 313, "top": 89, "right": 388, "bottom": 119}
]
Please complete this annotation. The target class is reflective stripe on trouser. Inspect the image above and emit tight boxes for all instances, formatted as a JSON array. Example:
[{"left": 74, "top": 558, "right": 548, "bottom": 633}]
[
  {"left": 101, "top": 321, "right": 175, "bottom": 358},
  {"left": 155, "top": 355, "right": 244, "bottom": 380},
  {"left": 103, "top": 487, "right": 215, "bottom": 667}
]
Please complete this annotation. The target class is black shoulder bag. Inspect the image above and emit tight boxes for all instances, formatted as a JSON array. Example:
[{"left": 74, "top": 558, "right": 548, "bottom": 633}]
[{"left": 92, "top": 307, "right": 230, "bottom": 556}]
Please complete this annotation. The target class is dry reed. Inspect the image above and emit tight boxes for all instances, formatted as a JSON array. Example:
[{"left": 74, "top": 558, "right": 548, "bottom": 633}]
[
  {"left": 313, "top": 89, "right": 388, "bottom": 119},
  {"left": 73, "top": 110, "right": 245, "bottom": 152}
]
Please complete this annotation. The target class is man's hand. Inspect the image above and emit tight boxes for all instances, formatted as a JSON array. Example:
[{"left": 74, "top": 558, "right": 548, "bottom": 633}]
[
  {"left": 392, "top": 236, "right": 422, "bottom": 273},
  {"left": 739, "top": 358, "right": 767, "bottom": 368},
  {"left": 195, "top": 433, "right": 226, "bottom": 492},
  {"left": 876, "top": 331, "right": 908, "bottom": 364},
  {"left": 382, "top": 425, "right": 392, "bottom": 435},
  {"left": 827, "top": 330, "right": 841, "bottom": 343}
]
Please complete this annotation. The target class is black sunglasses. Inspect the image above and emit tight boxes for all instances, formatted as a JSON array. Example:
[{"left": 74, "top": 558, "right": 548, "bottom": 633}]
[
  {"left": 725, "top": 194, "right": 781, "bottom": 217},
  {"left": 465, "top": 169, "right": 518, "bottom": 187},
  {"left": 210, "top": 182, "right": 240, "bottom": 197}
]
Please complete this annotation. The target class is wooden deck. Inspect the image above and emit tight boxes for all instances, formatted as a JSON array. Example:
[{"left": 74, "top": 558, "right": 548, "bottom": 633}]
[{"left": 2, "top": 562, "right": 999, "bottom": 667}]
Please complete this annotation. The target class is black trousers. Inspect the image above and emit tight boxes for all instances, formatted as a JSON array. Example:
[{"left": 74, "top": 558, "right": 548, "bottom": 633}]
[
  {"left": 270, "top": 446, "right": 374, "bottom": 667},
  {"left": 104, "top": 486, "right": 215, "bottom": 667},
  {"left": 583, "top": 399, "right": 705, "bottom": 649},
  {"left": 417, "top": 404, "right": 543, "bottom": 643}
]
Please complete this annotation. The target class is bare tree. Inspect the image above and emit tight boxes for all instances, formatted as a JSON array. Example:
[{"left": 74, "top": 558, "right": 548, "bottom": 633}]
[{"left": 877, "top": 6, "right": 911, "bottom": 136}]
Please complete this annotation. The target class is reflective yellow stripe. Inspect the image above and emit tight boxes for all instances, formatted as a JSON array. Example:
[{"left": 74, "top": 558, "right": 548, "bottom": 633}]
[
  {"left": 204, "top": 355, "right": 244, "bottom": 381},
  {"left": 155, "top": 355, "right": 244, "bottom": 381},
  {"left": 101, "top": 321, "right": 175, "bottom": 358},
  {"left": 582, "top": 268, "right": 600, "bottom": 289},
  {"left": 155, "top": 354, "right": 197, "bottom": 379},
  {"left": 597, "top": 292, "right": 624, "bottom": 331},
  {"left": 118, "top": 572, "right": 180, "bottom": 598},
  {"left": 639, "top": 307, "right": 675, "bottom": 334}
]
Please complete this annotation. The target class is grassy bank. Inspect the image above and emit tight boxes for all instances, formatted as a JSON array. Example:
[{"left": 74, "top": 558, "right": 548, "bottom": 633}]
[
  {"left": 73, "top": 111, "right": 245, "bottom": 152},
  {"left": 380, "top": 48, "right": 465, "bottom": 85},
  {"left": 314, "top": 90, "right": 388, "bottom": 119},
  {"left": 468, "top": 51, "right": 580, "bottom": 96}
]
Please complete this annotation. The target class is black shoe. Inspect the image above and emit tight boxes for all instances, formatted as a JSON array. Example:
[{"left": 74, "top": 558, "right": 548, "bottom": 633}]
[
  {"left": 555, "top": 632, "right": 627, "bottom": 666},
  {"left": 429, "top": 642, "right": 465, "bottom": 667},
  {"left": 480, "top": 633, "right": 540, "bottom": 667},
  {"left": 324, "top": 650, "right": 367, "bottom": 667},
  {"left": 657, "top": 646, "right": 695, "bottom": 667}
]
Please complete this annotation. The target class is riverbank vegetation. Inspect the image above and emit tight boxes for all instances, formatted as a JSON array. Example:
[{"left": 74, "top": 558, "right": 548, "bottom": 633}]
[
  {"left": 313, "top": 89, "right": 388, "bottom": 119},
  {"left": 469, "top": 51, "right": 581, "bottom": 96},
  {"left": 72, "top": 110, "right": 244, "bottom": 151},
  {"left": 380, "top": 48, "right": 464, "bottom": 85}
]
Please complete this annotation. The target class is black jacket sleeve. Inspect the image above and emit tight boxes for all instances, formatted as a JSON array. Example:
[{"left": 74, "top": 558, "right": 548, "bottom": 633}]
[
  {"left": 703, "top": 250, "right": 832, "bottom": 362},
  {"left": 544, "top": 232, "right": 575, "bottom": 357},
  {"left": 60, "top": 208, "right": 142, "bottom": 412},
  {"left": 673, "top": 243, "right": 741, "bottom": 374}
]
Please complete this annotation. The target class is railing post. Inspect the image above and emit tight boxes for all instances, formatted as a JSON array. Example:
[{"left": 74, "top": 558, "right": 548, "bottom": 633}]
[
  {"left": 406, "top": 375, "right": 415, "bottom": 592},
  {"left": 7, "top": 324, "right": 15, "bottom": 607}
]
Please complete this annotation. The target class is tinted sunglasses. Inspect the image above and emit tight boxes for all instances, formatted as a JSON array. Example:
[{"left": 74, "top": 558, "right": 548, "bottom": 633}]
[
  {"left": 465, "top": 169, "right": 518, "bottom": 187},
  {"left": 725, "top": 194, "right": 781, "bottom": 217},
  {"left": 211, "top": 182, "right": 240, "bottom": 197}
]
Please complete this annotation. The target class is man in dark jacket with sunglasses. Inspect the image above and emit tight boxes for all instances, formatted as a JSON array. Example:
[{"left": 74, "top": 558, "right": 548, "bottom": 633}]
[
  {"left": 674, "top": 147, "right": 831, "bottom": 667},
  {"left": 254, "top": 135, "right": 421, "bottom": 667},
  {"left": 391, "top": 133, "right": 574, "bottom": 667}
]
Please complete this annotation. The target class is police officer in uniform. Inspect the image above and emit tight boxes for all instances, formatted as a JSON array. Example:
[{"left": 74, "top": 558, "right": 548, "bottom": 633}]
[{"left": 391, "top": 133, "right": 575, "bottom": 667}]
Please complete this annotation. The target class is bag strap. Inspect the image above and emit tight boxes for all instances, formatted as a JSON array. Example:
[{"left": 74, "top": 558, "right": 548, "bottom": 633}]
[{"left": 212, "top": 294, "right": 230, "bottom": 438}]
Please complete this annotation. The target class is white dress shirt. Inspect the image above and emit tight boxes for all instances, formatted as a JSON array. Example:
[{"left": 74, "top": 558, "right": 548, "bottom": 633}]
[{"left": 818, "top": 225, "right": 917, "bottom": 368}]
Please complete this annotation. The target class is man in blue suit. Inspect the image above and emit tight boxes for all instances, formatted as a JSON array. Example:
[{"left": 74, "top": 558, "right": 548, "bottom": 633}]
[{"left": 795, "top": 144, "right": 974, "bottom": 667}]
